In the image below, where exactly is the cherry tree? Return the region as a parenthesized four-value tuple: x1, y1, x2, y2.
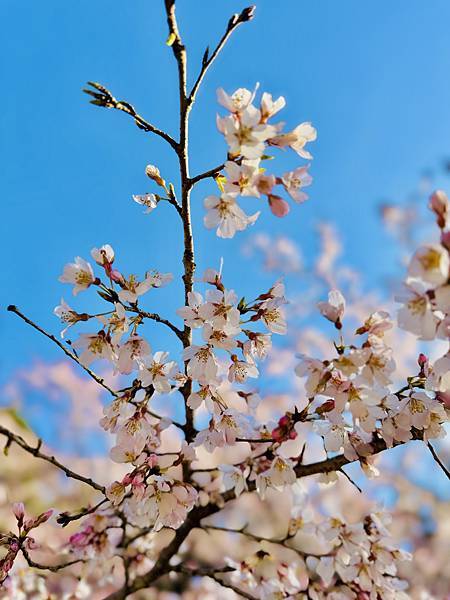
(1, 2, 449, 598)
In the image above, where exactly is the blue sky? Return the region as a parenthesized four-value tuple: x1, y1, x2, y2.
(2, 0, 450, 384)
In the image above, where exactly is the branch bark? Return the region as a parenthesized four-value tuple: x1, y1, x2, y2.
(7, 305, 118, 398)
(0, 425, 105, 493)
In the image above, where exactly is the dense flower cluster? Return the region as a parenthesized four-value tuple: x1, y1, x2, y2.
(204, 86, 316, 237)
(3, 189, 445, 597)
(226, 510, 410, 599)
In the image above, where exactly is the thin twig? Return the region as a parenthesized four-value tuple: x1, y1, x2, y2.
(124, 305, 184, 341)
(83, 82, 178, 151)
(204, 525, 329, 559)
(189, 162, 225, 186)
(427, 442, 450, 481)
(170, 564, 235, 576)
(0, 425, 105, 493)
(188, 7, 256, 105)
(57, 499, 108, 527)
(7, 305, 118, 397)
(21, 546, 84, 573)
(207, 574, 258, 600)
(338, 468, 363, 493)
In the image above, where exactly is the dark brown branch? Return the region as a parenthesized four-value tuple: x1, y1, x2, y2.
(0, 425, 105, 493)
(204, 525, 330, 559)
(427, 441, 450, 481)
(124, 305, 184, 341)
(170, 564, 235, 576)
(189, 162, 225, 186)
(164, 0, 196, 448)
(57, 499, 108, 527)
(206, 574, 258, 600)
(188, 7, 256, 105)
(21, 546, 84, 573)
(102, 503, 218, 599)
(83, 82, 178, 151)
(7, 305, 118, 397)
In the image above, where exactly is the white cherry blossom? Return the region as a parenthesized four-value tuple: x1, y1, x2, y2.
(408, 243, 449, 287)
(204, 193, 259, 238)
(59, 256, 96, 295)
(138, 351, 178, 393)
(133, 193, 158, 214)
(282, 165, 312, 203)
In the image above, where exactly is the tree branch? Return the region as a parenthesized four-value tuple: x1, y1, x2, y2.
(56, 499, 108, 527)
(427, 441, 450, 481)
(124, 305, 184, 341)
(206, 574, 258, 600)
(163, 0, 196, 449)
(21, 546, 84, 573)
(83, 82, 178, 150)
(7, 305, 118, 398)
(0, 425, 105, 493)
(189, 162, 225, 186)
(188, 6, 256, 105)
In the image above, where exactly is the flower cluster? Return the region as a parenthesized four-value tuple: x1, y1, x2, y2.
(0, 504, 53, 584)
(177, 268, 287, 451)
(396, 190, 450, 341)
(4, 6, 450, 592)
(226, 510, 410, 599)
(56, 244, 174, 371)
(297, 298, 447, 464)
(204, 86, 316, 237)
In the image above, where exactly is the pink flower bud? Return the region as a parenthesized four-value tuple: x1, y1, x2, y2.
(268, 195, 290, 217)
(418, 353, 428, 366)
(278, 415, 290, 427)
(429, 190, 449, 228)
(12, 502, 24, 522)
(289, 430, 298, 440)
(271, 427, 283, 442)
(110, 269, 124, 284)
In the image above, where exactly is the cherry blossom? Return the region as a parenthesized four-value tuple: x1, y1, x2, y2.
(137, 351, 178, 393)
(204, 192, 260, 238)
(317, 289, 346, 328)
(59, 256, 96, 295)
(133, 193, 158, 214)
(282, 165, 313, 203)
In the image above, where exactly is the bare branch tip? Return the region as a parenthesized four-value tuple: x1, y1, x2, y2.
(241, 5, 256, 22)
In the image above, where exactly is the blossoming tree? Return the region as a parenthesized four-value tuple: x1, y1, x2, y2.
(1, 2, 449, 598)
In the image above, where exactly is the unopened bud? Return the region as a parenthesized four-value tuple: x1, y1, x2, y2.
(429, 189, 449, 229)
(239, 6, 256, 22)
(145, 164, 166, 188)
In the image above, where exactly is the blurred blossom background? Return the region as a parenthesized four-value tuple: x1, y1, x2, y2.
(1, 1, 450, 596)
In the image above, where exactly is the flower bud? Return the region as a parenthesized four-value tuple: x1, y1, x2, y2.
(268, 194, 290, 217)
(145, 164, 166, 188)
(429, 189, 449, 229)
(12, 502, 24, 525)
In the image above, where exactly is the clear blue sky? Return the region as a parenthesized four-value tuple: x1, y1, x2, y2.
(2, 0, 450, 384)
